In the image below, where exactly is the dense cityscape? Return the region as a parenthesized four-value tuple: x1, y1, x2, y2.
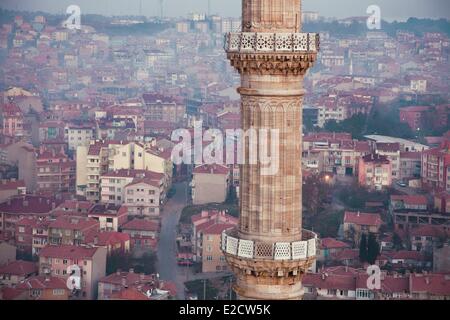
(0, 0, 449, 303)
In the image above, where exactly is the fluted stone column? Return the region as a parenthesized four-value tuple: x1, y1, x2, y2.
(222, 0, 319, 300)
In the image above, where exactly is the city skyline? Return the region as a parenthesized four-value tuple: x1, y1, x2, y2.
(1, 0, 450, 21)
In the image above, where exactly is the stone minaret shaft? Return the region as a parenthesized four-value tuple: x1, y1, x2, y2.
(222, 0, 319, 300)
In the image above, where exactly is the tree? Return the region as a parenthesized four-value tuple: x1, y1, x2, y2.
(359, 233, 368, 263)
(367, 233, 380, 265)
(134, 252, 157, 274)
(393, 232, 403, 250)
(106, 251, 133, 275)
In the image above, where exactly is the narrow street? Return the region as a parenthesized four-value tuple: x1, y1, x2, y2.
(156, 181, 188, 300)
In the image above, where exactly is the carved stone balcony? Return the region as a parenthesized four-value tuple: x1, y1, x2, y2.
(221, 228, 317, 262)
(224, 32, 320, 54)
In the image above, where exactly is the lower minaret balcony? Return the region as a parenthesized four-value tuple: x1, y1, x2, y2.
(221, 228, 317, 263)
(221, 228, 318, 300)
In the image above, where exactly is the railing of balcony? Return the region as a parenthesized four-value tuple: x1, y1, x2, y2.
(224, 32, 320, 53)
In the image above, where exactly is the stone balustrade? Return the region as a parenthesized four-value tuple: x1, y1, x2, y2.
(224, 32, 320, 53)
(221, 229, 317, 261)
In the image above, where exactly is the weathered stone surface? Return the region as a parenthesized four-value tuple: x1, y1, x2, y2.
(223, 0, 318, 300)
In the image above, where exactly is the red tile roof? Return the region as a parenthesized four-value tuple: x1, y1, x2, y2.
(39, 244, 99, 259)
(16, 275, 68, 290)
(331, 249, 360, 261)
(390, 195, 428, 206)
(409, 225, 447, 238)
(0, 103, 22, 116)
(121, 219, 159, 232)
(1, 287, 25, 300)
(201, 223, 235, 235)
(48, 215, 99, 231)
(388, 250, 425, 261)
(356, 273, 409, 293)
(0, 180, 25, 191)
(0, 195, 62, 214)
(344, 211, 382, 227)
(361, 153, 390, 164)
(0, 260, 37, 276)
(376, 142, 400, 152)
(400, 106, 430, 113)
(320, 238, 351, 250)
(410, 274, 450, 296)
(110, 287, 149, 300)
(99, 271, 154, 286)
(85, 231, 130, 246)
(303, 273, 356, 291)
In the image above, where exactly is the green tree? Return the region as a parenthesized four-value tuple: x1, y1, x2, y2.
(359, 233, 368, 263)
(106, 251, 133, 275)
(367, 233, 380, 265)
(134, 252, 157, 274)
(393, 232, 403, 250)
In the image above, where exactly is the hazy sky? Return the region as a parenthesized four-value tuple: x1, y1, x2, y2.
(1, 0, 449, 21)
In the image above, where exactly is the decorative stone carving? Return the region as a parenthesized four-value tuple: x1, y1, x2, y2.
(225, 32, 320, 53)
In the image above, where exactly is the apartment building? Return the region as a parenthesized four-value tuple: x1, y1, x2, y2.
(302, 133, 371, 176)
(192, 164, 229, 205)
(375, 143, 400, 180)
(65, 123, 95, 151)
(421, 140, 450, 192)
(14, 276, 70, 300)
(100, 169, 165, 210)
(358, 153, 392, 190)
(0, 195, 62, 241)
(38, 244, 107, 300)
(0, 103, 23, 137)
(191, 210, 238, 269)
(200, 222, 236, 272)
(121, 218, 160, 250)
(77, 140, 172, 202)
(48, 215, 99, 246)
(343, 211, 382, 244)
(399, 151, 422, 180)
(142, 93, 186, 123)
(87, 204, 129, 232)
(36, 147, 76, 194)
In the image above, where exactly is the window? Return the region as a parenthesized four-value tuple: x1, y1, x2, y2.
(106, 218, 113, 223)
(31, 289, 41, 297)
(63, 259, 68, 265)
(206, 256, 213, 261)
(53, 289, 65, 296)
(19, 226, 25, 233)
(149, 190, 155, 195)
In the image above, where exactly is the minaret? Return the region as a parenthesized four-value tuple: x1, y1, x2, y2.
(221, 0, 319, 300)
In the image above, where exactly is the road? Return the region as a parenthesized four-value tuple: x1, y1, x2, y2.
(156, 181, 188, 300)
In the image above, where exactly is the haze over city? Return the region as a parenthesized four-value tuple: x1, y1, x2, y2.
(1, 0, 450, 20)
(0, 0, 449, 310)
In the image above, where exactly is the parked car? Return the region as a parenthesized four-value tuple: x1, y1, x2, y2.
(396, 181, 407, 187)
